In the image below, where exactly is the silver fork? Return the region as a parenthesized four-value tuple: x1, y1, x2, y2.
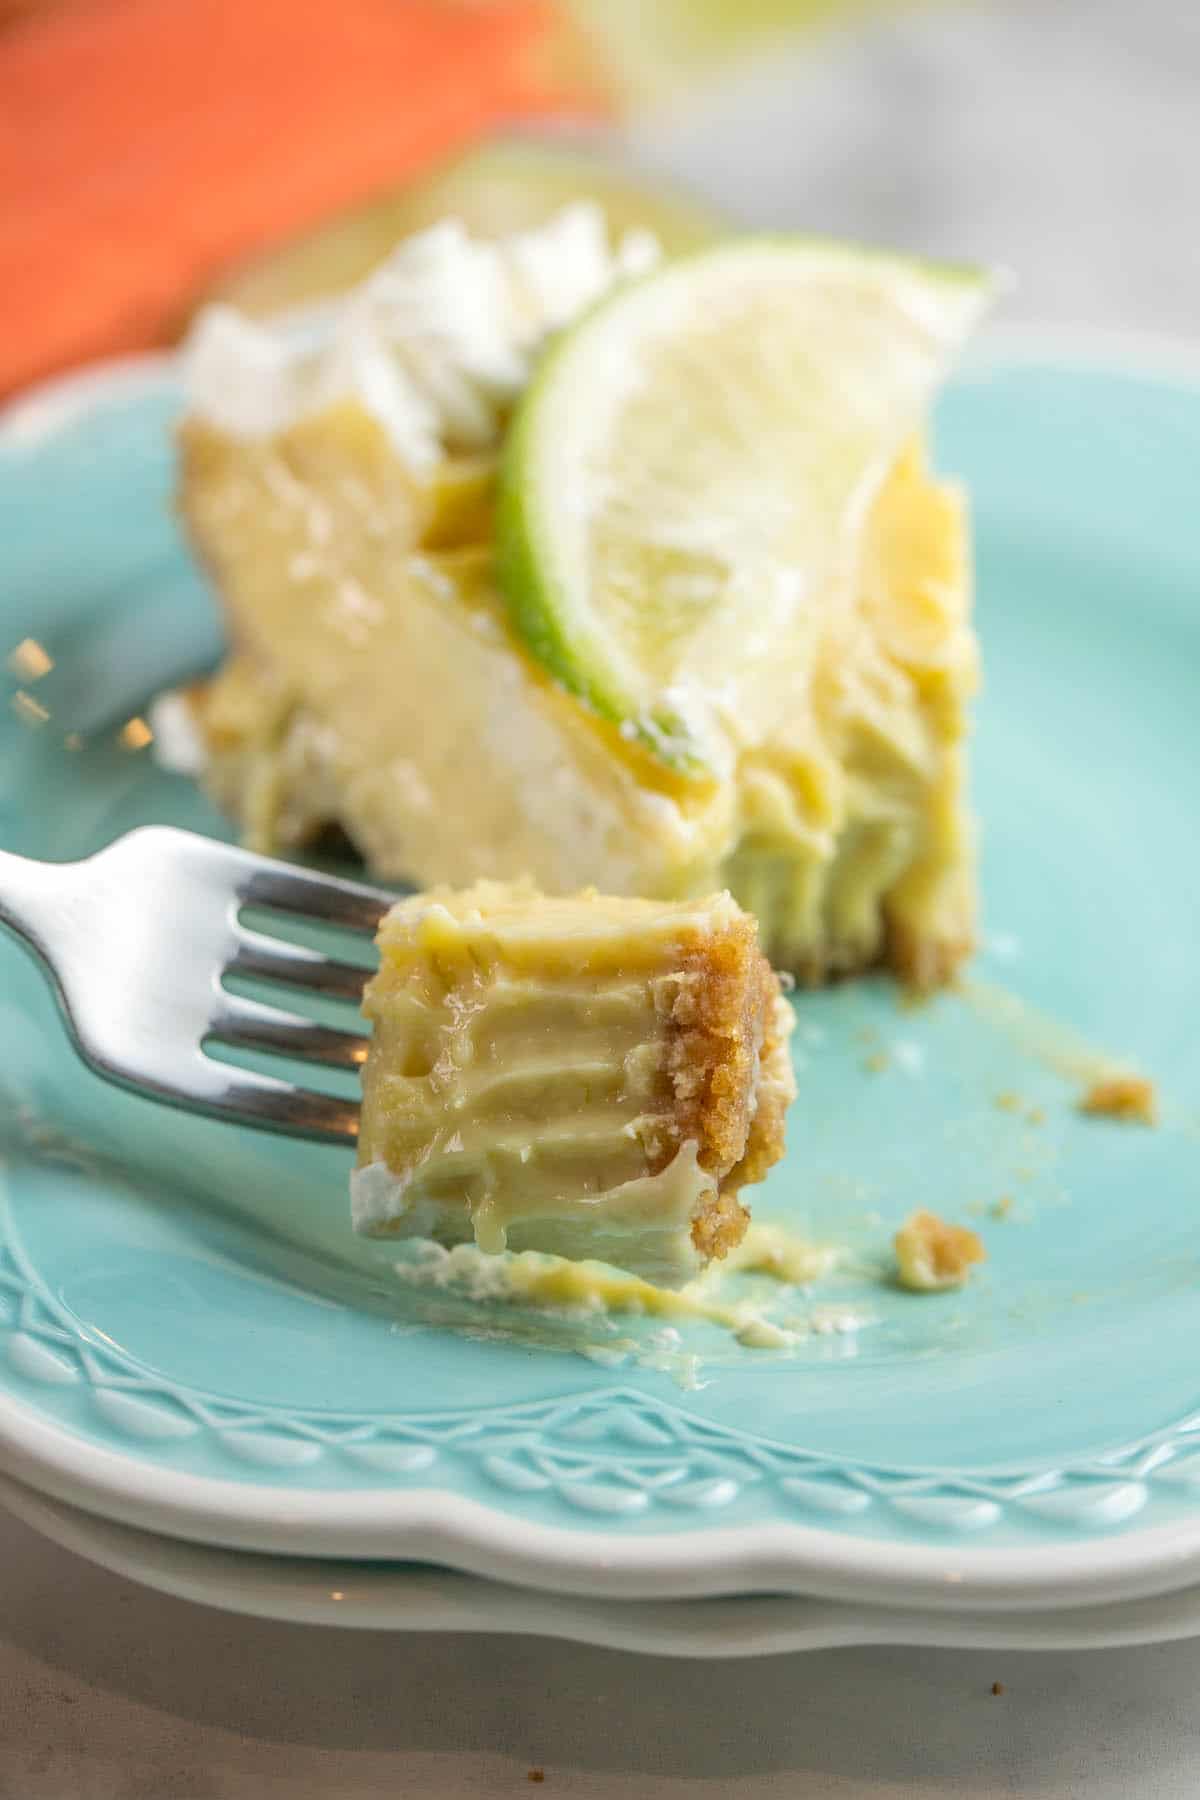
(0, 826, 394, 1144)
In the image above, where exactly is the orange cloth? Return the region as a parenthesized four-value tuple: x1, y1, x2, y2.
(0, 0, 595, 398)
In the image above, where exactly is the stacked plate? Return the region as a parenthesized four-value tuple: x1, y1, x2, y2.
(2, 341, 1200, 1656)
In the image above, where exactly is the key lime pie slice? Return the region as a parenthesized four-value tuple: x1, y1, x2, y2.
(354, 880, 794, 1286)
(175, 205, 991, 985)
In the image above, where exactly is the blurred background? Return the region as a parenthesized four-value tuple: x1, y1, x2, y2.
(2, 0, 1197, 403)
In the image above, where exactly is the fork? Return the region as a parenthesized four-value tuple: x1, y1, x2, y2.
(0, 826, 394, 1144)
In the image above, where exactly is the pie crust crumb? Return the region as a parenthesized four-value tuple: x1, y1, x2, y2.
(1078, 1074, 1158, 1126)
(894, 1209, 986, 1292)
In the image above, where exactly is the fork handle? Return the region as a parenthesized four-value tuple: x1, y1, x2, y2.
(0, 847, 70, 965)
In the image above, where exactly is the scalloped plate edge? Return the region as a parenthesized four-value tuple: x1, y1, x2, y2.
(5, 1382, 1200, 1611)
(6, 1468, 1200, 1655)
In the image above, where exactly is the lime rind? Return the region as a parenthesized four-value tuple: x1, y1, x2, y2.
(498, 386, 714, 777)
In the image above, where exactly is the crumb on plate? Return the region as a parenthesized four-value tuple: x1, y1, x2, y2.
(1078, 1074, 1158, 1126)
(894, 1209, 986, 1292)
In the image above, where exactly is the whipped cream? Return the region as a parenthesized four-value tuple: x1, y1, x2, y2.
(148, 688, 207, 776)
(183, 204, 659, 470)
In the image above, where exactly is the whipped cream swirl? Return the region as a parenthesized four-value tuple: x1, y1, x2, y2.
(183, 204, 659, 469)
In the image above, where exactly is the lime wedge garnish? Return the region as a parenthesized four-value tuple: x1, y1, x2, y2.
(497, 237, 993, 776)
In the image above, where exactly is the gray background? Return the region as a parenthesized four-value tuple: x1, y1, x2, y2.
(641, 0, 1200, 338)
(5, 0, 1199, 1793)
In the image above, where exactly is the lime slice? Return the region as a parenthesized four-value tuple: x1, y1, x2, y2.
(198, 140, 722, 324)
(497, 237, 993, 775)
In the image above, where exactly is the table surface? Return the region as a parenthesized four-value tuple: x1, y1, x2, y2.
(7, 1503, 1200, 1799)
(5, 0, 1199, 1793)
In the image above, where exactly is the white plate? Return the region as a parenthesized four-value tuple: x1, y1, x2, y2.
(6, 1470, 1200, 1656)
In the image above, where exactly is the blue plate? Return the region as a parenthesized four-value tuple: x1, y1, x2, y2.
(1, 341, 1198, 1607)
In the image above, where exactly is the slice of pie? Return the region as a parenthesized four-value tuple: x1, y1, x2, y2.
(353, 881, 795, 1286)
(174, 205, 984, 987)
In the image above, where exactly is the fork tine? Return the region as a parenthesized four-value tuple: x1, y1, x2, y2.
(236, 859, 395, 935)
(229, 930, 371, 1002)
(94, 1047, 359, 1145)
(195, 1068, 359, 1144)
(209, 994, 369, 1070)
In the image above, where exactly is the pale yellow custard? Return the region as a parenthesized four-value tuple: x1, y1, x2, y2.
(181, 415, 974, 985)
(355, 881, 795, 1285)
